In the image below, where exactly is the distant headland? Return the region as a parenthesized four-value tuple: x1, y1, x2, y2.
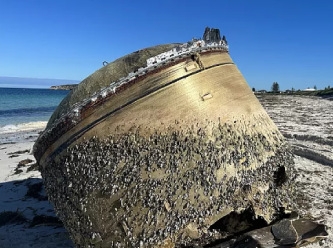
(0, 76, 79, 89)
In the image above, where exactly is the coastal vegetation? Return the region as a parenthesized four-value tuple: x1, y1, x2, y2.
(0, 211, 27, 226)
(280, 88, 333, 97)
(271, 81, 280, 93)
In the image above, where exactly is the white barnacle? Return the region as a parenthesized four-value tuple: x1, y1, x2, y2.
(101, 90, 107, 98)
(91, 96, 97, 102)
(73, 107, 80, 116)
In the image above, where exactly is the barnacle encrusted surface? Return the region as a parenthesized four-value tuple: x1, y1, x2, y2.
(35, 45, 296, 247)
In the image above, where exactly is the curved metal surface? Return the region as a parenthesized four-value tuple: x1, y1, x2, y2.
(34, 49, 296, 247)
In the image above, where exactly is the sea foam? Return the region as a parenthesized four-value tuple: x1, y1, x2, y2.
(0, 121, 47, 134)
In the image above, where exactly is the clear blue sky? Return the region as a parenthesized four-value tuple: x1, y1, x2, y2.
(1, 0, 333, 90)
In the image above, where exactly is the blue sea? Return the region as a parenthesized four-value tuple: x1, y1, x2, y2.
(0, 88, 69, 132)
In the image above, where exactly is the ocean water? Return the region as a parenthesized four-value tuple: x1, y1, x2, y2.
(0, 88, 69, 132)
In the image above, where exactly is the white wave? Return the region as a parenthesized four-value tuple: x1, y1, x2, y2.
(0, 121, 47, 134)
(0, 124, 18, 132)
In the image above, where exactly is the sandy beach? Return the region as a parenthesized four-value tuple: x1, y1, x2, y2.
(0, 95, 332, 247)
(0, 122, 74, 247)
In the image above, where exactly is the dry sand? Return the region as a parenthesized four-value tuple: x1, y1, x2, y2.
(0, 95, 331, 247)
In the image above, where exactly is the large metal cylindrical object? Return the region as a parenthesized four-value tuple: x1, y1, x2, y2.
(34, 45, 295, 247)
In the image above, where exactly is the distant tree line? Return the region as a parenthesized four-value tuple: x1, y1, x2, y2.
(252, 82, 331, 93)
